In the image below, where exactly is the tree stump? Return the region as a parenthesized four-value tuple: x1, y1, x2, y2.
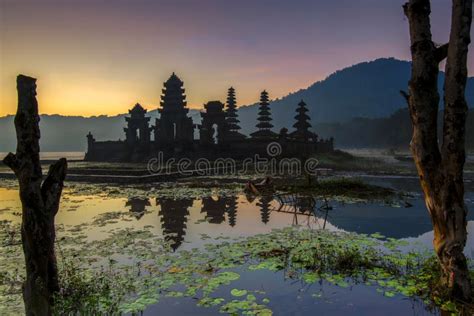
(3, 75, 67, 315)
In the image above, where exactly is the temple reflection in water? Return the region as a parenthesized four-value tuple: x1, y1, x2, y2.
(201, 197, 227, 224)
(126, 197, 151, 220)
(123, 195, 327, 251)
(157, 198, 192, 251)
(225, 196, 238, 227)
(121, 194, 450, 252)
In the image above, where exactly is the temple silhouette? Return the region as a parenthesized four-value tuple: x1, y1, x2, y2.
(126, 197, 151, 220)
(85, 73, 334, 162)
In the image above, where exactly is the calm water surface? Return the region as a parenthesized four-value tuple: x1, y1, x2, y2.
(1, 176, 473, 315)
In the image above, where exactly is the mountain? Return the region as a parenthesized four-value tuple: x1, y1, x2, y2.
(1, 58, 473, 152)
(0, 110, 201, 152)
(314, 108, 474, 150)
(236, 58, 474, 133)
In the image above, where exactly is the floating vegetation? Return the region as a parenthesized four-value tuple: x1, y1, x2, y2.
(1, 217, 472, 315)
(64, 181, 244, 200)
(276, 177, 399, 202)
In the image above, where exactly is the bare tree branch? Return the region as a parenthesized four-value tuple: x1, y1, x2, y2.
(399, 90, 410, 104)
(41, 158, 68, 215)
(435, 43, 449, 62)
(3, 152, 19, 174)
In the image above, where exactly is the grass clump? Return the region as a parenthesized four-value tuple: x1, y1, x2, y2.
(315, 150, 389, 172)
(277, 177, 396, 201)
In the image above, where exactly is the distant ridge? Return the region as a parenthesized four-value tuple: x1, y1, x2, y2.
(236, 57, 474, 132)
(1, 58, 473, 152)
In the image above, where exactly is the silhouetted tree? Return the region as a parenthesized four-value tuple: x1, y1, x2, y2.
(403, 0, 472, 301)
(225, 87, 241, 132)
(3, 75, 67, 315)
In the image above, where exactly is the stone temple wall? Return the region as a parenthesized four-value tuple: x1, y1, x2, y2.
(85, 137, 333, 163)
(84, 74, 334, 163)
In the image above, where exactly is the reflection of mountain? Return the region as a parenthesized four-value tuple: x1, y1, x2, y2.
(125, 197, 150, 220)
(403, 221, 474, 258)
(257, 196, 273, 224)
(326, 199, 474, 239)
(225, 196, 238, 227)
(157, 198, 192, 251)
(201, 197, 226, 224)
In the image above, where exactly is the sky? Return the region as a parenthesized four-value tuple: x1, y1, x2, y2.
(0, 0, 471, 117)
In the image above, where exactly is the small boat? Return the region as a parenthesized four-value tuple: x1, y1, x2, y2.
(244, 177, 275, 195)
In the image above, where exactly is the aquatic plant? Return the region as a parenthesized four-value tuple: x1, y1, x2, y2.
(1, 219, 472, 315)
(276, 177, 403, 203)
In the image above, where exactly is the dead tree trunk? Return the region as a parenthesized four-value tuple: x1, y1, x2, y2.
(3, 75, 67, 315)
(403, 0, 472, 301)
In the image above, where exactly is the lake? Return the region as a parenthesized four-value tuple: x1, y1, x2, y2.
(1, 175, 473, 315)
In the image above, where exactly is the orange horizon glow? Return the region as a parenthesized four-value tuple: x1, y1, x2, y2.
(0, 71, 323, 117)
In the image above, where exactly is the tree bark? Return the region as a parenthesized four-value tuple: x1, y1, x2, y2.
(403, 0, 472, 302)
(3, 75, 67, 315)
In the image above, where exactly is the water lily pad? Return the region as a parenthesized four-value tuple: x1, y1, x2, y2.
(231, 289, 248, 297)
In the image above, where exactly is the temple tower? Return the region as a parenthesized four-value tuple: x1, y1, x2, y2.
(226, 87, 240, 132)
(290, 99, 317, 141)
(250, 90, 277, 139)
(124, 103, 151, 144)
(155, 73, 194, 145)
(224, 87, 246, 142)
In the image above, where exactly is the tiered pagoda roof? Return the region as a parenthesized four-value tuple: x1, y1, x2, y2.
(127, 103, 149, 121)
(129, 103, 146, 114)
(225, 87, 241, 132)
(251, 90, 277, 138)
(159, 72, 188, 115)
(293, 100, 311, 130)
(290, 99, 317, 141)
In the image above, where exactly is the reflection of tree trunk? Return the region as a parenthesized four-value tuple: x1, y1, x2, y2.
(403, 0, 472, 301)
(3, 75, 67, 315)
